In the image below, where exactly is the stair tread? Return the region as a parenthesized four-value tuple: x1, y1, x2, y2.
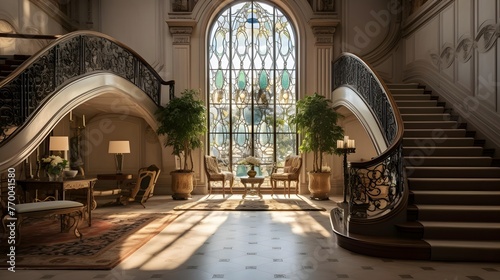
(407, 166, 500, 170)
(420, 221, 500, 228)
(405, 156, 491, 159)
(412, 190, 500, 195)
(416, 204, 500, 210)
(425, 239, 500, 248)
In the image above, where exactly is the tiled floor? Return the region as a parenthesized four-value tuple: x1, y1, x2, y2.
(2, 194, 500, 280)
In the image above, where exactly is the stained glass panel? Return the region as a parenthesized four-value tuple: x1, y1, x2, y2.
(208, 1, 297, 175)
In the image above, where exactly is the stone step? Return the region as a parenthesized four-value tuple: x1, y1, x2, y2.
(386, 83, 420, 89)
(396, 100, 438, 107)
(411, 190, 500, 205)
(403, 146, 484, 156)
(403, 137, 475, 147)
(407, 178, 500, 191)
(396, 221, 500, 240)
(404, 121, 459, 129)
(426, 239, 500, 261)
(401, 113, 453, 121)
(406, 167, 500, 178)
(403, 129, 466, 138)
(404, 156, 492, 167)
(421, 221, 500, 240)
(399, 107, 445, 114)
(415, 205, 500, 222)
(392, 94, 432, 100)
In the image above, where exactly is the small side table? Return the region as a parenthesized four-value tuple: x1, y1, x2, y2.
(92, 174, 134, 208)
(241, 177, 264, 199)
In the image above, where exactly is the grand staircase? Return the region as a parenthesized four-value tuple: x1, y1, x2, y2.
(0, 54, 30, 81)
(390, 83, 500, 261)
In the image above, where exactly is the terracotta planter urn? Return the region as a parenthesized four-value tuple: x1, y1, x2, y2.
(171, 171, 194, 200)
(308, 172, 331, 200)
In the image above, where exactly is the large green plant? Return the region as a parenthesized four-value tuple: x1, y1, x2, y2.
(291, 93, 344, 173)
(155, 89, 207, 172)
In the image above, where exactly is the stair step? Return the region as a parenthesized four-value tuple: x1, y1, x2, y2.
(411, 190, 500, 205)
(408, 178, 500, 191)
(392, 94, 432, 100)
(401, 113, 452, 121)
(403, 137, 475, 147)
(425, 239, 500, 261)
(403, 129, 466, 138)
(389, 88, 425, 94)
(403, 146, 484, 156)
(396, 221, 500, 241)
(386, 83, 420, 89)
(396, 100, 438, 107)
(406, 167, 500, 178)
(404, 156, 492, 167)
(399, 107, 445, 114)
(404, 121, 459, 129)
(422, 221, 500, 240)
(416, 205, 500, 222)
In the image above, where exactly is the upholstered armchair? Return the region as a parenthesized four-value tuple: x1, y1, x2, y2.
(270, 155, 302, 197)
(204, 155, 234, 197)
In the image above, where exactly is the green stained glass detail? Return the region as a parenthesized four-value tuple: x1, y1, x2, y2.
(259, 71, 268, 89)
(215, 69, 224, 89)
(208, 1, 297, 170)
(281, 70, 290, 90)
(237, 70, 246, 90)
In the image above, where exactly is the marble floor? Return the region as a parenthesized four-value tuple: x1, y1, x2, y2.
(2, 194, 499, 280)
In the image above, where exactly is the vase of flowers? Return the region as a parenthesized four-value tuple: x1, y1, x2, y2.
(238, 156, 261, 178)
(42, 155, 68, 181)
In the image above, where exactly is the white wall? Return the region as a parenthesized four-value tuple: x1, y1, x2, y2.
(402, 0, 500, 151)
(0, 0, 68, 54)
(98, 0, 166, 74)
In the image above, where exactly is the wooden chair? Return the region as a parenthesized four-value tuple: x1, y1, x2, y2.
(138, 164, 161, 201)
(270, 155, 302, 197)
(122, 166, 158, 208)
(204, 155, 234, 197)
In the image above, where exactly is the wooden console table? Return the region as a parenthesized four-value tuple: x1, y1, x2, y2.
(16, 178, 97, 226)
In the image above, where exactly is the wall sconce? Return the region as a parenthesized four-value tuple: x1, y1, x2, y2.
(108, 141, 130, 174)
(49, 136, 69, 162)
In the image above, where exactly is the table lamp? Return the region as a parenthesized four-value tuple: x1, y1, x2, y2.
(108, 140, 130, 174)
(49, 136, 69, 161)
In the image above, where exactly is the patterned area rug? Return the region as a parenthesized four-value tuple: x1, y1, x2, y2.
(0, 212, 180, 270)
(174, 195, 326, 211)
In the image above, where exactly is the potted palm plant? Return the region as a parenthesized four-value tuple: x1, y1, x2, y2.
(291, 93, 344, 200)
(155, 89, 207, 200)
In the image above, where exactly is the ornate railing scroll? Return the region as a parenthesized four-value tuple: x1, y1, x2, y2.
(332, 53, 405, 220)
(0, 31, 175, 144)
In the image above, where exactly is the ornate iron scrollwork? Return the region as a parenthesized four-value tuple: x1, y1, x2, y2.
(0, 32, 173, 144)
(332, 53, 404, 219)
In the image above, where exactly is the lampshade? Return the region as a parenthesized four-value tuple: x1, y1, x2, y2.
(108, 141, 130, 154)
(49, 136, 69, 151)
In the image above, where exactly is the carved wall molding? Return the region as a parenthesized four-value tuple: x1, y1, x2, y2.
(430, 20, 499, 69)
(166, 20, 196, 45)
(309, 19, 339, 46)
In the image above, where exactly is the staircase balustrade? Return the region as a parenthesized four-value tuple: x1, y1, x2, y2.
(332, 53, 405, 220)
(0, 31, 174, 144)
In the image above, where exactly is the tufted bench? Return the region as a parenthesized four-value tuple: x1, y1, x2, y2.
(3, 200, 85, 244)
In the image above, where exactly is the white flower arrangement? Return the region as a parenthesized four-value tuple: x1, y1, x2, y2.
(238, 156, 261, 167)
(42, 155, 68, 175)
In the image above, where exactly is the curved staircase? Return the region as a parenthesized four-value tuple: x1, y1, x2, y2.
(393, 83, 500, 261)
(332, 83, 500, 262)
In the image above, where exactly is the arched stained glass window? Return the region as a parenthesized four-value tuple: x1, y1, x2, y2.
(208, 1, 297, 176)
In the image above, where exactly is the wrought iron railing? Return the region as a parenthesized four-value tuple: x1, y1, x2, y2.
(332, 53, 405, 220)
(0, 31, 174, 144)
